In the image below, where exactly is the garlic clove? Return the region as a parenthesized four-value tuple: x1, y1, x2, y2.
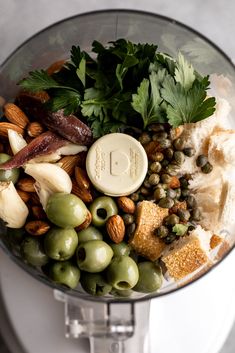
(8, 129, 27, 155)
(58, 143, 87, 155)
(0, 181, 29, 228)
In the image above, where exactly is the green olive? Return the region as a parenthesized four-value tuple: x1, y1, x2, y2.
(80, 272, 112, 296)
(76, 240, 113, 273)
(46, 193, 88, 228)
(77, 226, 103, 243)
(44, 227, 78, 261)
(110, 242, 131, 257)
(106, 256, 139, 290)
(90, 196, 118, 227)
(21, 237, 49, 266)
(110, 288, 133, 297)
(0, 153, 20, 184)
(133, 262, 163, 293)
(48, 261, 80, 289)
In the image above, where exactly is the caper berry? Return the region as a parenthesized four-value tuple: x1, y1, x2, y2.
(177, 209, 191, 222)
(191, 208, 201, 221)
(153, 188, 166, 201)
(148, 123, 165, 132)
(186, 195, 197, 209)
(139, 132, 151, 145)
(155, 225, 169, 238)
(159, 139, 171, 149)
(201, 162, 213, 174)
(149, 161, 162, 173)
(183, 147, 195, 157)
(174, 151, 185, 165)
(152, 132, 168, 141)
(173, 137, 185, 151)
(180, 177, 189, 188)
(148, 173, 160, 186)
(165, 214, 180, 226)
(161, 173, 172, 184)
(152, 152, 164, 162)
(165, 164, 179, 176)
(166, 188, 177, 199)
(196, 154, 208, 167)
(158, 197, 174, 208)
(126, 223, 136, 237)
(144, 179, 152, 188)
(122, 214, 134, 226)
(130, 193, 139, 202)
(181, 189, 190, 198)
(165, 148, 174, 160)
(140, 186, 150, 196)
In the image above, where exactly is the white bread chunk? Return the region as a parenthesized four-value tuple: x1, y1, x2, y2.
(208, 129, 235, 167)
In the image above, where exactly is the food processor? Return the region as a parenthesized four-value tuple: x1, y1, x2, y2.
(1, 10, 235, 353)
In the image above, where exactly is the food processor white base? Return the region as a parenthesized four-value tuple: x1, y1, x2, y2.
(1, 248, 235, 353)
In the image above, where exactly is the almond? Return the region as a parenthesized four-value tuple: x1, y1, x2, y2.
(46, 59, 66, 75)
(75, 211, 92, 232)
(75, 166, 90, 190)
(59, 155, 81, 176)
(25, 220, 50, 236)
(0, 122, 24, 138)
(71, 179, 93, 203)
(3, 103, 29, 129)
(31, 206, 47, 220)
(16, 189, 31, 203)
(144, 141, 162, 160)
(17, 177, 36, 192)
(29, 192, 41, 206)
(0, 96, 6, 107)
(106, 215, 125, 244)
(27, 121, 45, 137)
(169, 176, 181, 189)
(117, 196, 136, 214)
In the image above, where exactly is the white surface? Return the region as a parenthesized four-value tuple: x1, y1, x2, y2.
(1, 247, 235, 353)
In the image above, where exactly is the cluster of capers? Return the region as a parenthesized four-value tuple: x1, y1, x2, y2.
(196, 154, 213, 174)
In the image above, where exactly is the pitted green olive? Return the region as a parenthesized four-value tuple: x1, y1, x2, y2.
(133, 262, 163, 293)
(106, 256, 139, 290)
(90, 196, 118, 227)
(80, 272, 112, 296)
(77, 226, 103, 243)
(48, 261, 80, 289)
(21, 237, 49, 267)
(46, 193, 88, 228)
(110, 242, 131, 257)
(44, 227, 78, 261)
(0, 153, 20, 184)
(76, 240, 113, 272)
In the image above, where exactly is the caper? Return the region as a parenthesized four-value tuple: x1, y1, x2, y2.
(161, 174, 172, 184)
(175, 188, 181, 199)
(159, 139, 171, 149)
(166, 188, 177, 199)
(165, 164, 179, 176)
(183, 147, 195, 157)
(158, 197, 174, 208)
(165, 148, 174, 160)
(164, 233, 177, 244)
(181, 189, 190, 198)
(148, 123, 165, 132)
(173, 137, 185, 151)
(174, 151, 185, 165)
(155, 225, 169, 238)
(152, 152, 164, 162)
(196, 154, 208, 167)
(186, 195, 197, 209)
(130, 193, 139, 202)
(148, 173, 160, 186)
(126, 223, 136, 237)
(144, 179, 152, 188)
(201, 162, 213, 174)
(154, 188, 166, 201)
(161, 159, 170, 167)
(177, 209, 191, 222)
(180, 177, 189, 189)
(191, 208, 201, 221)
(122, 214, 134, 226)
(152, 132, 168, 141)
(165, 214, 180, 226)
(139, 132, 151, 145)
(156, 183, 168, 190)
(149, 161, 162, 173)
(140, 187, 150, 196)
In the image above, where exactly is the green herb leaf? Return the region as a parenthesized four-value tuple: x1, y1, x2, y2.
(18, 70, 61, 92)
(45, 89, 81, 115)
(76, 57, 86, 87)
(174, 52, 195, 90)
(172, 224, 188, 236)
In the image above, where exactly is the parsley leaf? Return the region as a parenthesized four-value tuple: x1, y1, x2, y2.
(174, 52, 195, 90)
(19, 70, 61, 91)
(45, 89, 81, 115)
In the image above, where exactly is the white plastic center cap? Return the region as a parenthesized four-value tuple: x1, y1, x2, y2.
(86, 133, 148, 196)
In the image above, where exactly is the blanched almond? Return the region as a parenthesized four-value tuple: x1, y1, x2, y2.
(0, 122, 24, 138)
(3, 103, 29, 129)
(25, 220, 50, 236)
(27, 121, 45, 137)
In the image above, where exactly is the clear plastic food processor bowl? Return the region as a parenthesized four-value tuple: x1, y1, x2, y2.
(1, 9, 235, 353)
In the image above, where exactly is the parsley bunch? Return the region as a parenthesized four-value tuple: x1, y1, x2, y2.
(19, 39, 216, 137)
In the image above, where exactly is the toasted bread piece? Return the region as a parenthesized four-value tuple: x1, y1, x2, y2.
(129, 201, 168, 261)
(161, 226, 212, 280)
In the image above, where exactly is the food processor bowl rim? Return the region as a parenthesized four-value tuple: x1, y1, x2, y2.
(0, 8, 235, 303)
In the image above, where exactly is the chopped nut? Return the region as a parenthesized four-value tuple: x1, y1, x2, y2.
(3, 103, 29, 129)
(117, 196, 136, 214)
(27, 121, 45, 137)
(106, 215, 125, 244)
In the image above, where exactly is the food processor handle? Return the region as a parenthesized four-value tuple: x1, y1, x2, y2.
(54, 290, 151, 353)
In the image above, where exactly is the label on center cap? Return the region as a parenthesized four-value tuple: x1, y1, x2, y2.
(86, 133, 148, 196)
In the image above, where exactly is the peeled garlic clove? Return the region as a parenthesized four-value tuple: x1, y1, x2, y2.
(58, 143, 87, 155)
(0, 181, 29, 228)
(8, 129, 27, 155)
(25, 163, 72, 209)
